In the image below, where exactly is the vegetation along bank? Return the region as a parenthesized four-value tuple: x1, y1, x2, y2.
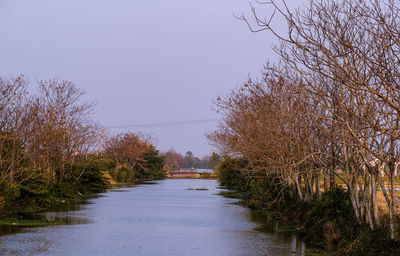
(208, 1, 400, 254)
(0, 76, 166, 219)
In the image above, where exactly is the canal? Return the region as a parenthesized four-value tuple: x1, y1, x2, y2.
(0, 179, 304, 256)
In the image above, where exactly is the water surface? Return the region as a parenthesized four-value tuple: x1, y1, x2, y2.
(0, 179, 304, 256)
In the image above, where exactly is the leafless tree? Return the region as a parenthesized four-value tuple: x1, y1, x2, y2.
(105, 132, 151, 172)
(245, 0, 400, 238)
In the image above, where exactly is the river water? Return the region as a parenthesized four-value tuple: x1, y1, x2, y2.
(0, 179, 304, 256)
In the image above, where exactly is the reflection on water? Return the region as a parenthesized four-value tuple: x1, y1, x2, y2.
(249, 210, 305, 255)
(0, 179, 305, 256)
(0, 199, 92, 237)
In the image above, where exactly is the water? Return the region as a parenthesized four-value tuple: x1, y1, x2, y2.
(0, 179, 304, 256)
(196, 169, 214, 173)
(170, 169, 214, 173)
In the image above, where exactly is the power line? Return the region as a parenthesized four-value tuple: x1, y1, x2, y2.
(105, 118, 219, 129)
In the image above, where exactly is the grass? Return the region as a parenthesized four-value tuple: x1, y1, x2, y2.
(304, 248, 332, 256)
(0, 217, 65, 226)
(215, 191, 242, 199)
(109, 182, 135, 187)
(198, 173, 218, 179)
(322, 174, 400, 214)
(334, 174, 400, 187)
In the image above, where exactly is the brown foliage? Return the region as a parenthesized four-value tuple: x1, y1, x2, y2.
(105, 132, 151, 171)
(210, 0, 400, 239)
(0, 76, 98, 192)
(162, 149, 184, 170)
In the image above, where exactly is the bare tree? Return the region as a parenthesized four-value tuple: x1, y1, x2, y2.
(162, 149, 184, 170)
(231, 0, 400, 238)
(105, 132, 150, 172)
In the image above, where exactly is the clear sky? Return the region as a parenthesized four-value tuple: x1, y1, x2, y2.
(0, 0, 297, 157)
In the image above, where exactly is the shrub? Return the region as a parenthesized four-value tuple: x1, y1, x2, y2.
(348, 227, 400, 256)
(117, 167, 135, 183)
(49, 183, 76, 199)
(91, 158, 115, 172)
(0, 178, 21, 214)
(304, 187, 358, 251)
(76, 163, 109, 193)
(215, 158, 248, 192)
(135, 148, 166, 180)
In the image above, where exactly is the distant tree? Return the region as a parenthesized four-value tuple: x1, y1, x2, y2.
(136, 147, 166, 179)
(105, 132, 149, 171)
(194, 157, 201, 168)
(162, 149, 184, 170)
(209, 152, 221, 169)
(183, 151, 195, 168)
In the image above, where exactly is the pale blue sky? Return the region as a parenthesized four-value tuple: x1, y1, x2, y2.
(0, 0, 298, 156)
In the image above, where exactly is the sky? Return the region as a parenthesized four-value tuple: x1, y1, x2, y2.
(0, 0, 298, 157)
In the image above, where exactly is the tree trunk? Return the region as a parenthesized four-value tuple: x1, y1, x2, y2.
(389, 169, 396, 240)
(295, 175, 303, 201)
(323, 169, 328, 193)
(371, 172, 380, 228)
(315, 172, 321, 196)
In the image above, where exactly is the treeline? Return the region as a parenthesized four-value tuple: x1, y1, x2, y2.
(0, 76, 165, 215)
(209, 0, 400, 253)
(162, 150, 220, 170)
(105, 132, 165, 182)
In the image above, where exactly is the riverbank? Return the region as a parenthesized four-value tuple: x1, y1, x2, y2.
(0, 147, 167, 217)
(215, 160, 400, 255)
(0, 162, 166, 229)
(219, 187, 400, 255)
(0, 177, 166, 234)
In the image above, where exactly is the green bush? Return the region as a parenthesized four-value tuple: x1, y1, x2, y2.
(215, 158, 248, 192)
(0, 178, 21, 213)
(135, 148, 166, 180)
(70, 161, 109, 193)
(302, 187, 359, 251)
(91, 158, 115, 172)
(117, 167, 135, 183)
(246, 175, 294, 210)
(19, 169, 48, 195)
(347, 227, 400, 255)
(49, 183, 76, 199)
